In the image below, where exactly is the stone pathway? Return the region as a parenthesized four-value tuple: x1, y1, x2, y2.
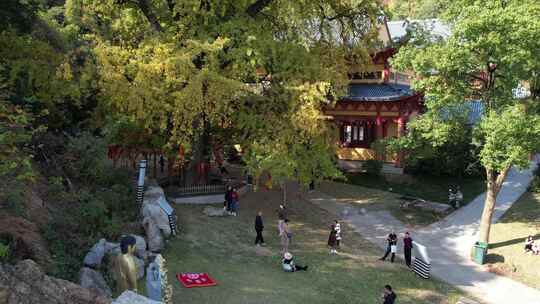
(306, 156, 540, 304)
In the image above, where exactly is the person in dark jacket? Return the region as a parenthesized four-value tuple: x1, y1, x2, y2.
(379, 231, 397, 263)
(403, 232, 413, 267)
(254, 211, 265, 246)
(224, 185, 233, 214)
(382, 285, 396, 304)
(328, 223, 338, 254)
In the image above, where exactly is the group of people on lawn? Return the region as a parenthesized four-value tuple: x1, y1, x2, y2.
(524, 235, 540, 255)
(225, 188, 397, 303)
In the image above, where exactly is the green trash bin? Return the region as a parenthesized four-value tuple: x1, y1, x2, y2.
(472, 242, 488, 264)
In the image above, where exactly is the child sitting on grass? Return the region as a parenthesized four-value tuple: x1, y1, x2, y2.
(282, 252, 308, 272)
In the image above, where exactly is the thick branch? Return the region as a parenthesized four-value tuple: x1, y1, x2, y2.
(494, 165, 511, 192)
(135, 0, 162, 32)
(246, 0, 273, 18)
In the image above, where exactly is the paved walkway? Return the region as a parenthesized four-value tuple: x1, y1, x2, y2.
(307, 156, 540, 304)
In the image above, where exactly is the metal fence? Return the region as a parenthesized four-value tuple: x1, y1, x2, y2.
(172, 184, 226, 196)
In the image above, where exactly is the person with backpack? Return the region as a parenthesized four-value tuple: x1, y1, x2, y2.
(379, 231, 397, 263)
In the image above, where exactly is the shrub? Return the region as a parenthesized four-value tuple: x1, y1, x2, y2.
(363, 159, 383, 176)
(0, 241, 10, 262)
(529, 166, 540, 193)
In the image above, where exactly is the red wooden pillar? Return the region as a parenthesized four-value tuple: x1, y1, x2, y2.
(395, 117, 406, 167)
(375, 116, 384, 161)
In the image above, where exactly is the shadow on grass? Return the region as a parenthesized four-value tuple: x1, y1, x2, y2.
(485, 253, 505, 264)
(489, 233, 540, 249)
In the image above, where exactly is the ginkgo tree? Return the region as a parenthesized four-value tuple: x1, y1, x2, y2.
(392, 0, 540, 245)
(67, 0, 385, 187)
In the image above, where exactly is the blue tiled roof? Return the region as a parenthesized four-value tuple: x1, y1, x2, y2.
(345, 84, 413, 101)
(467, 100, 484, 124)
(440, 100, 484, 124)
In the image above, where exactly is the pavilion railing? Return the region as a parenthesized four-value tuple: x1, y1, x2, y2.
(169, 184, 227, 197)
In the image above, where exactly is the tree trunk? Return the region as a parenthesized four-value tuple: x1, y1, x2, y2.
(478, 167, 510, 244)
(282, 181, 287, 204)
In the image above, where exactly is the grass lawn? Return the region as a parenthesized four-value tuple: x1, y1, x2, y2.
(318, 181, 446, 226)
(486, 191, 540, 289)
(343, 173, 485, 205)
(164, 186, 468, 304)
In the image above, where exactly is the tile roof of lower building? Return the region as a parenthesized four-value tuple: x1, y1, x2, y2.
(344, 83, 413, 101)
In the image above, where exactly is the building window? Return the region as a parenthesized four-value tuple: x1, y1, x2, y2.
(342, 123, 366, 146)
(344, 125, 352, 143)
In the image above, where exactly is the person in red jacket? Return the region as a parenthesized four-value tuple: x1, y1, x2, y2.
(231, 187, 239, 216)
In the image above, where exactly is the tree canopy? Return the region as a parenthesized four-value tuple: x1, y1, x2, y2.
(392, 0, 540, 243)
(67, 0, 387, 185)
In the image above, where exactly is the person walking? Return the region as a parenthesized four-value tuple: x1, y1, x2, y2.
(328, 222, 338, 254)
(254, 211, 265, 246)
(277, 204, 287, 234)
(382, 285, 397, 304)
(379, 231, 397, 263)
(280, 219, 291, 254)
(403, 232, 413, 268)
(334, 220, 342, 249)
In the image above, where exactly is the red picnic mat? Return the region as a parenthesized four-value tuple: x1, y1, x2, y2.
(176, 273, 217, 288)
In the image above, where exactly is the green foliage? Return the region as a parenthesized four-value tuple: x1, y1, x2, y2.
(68, 0, 385, 185)
(363, 159, 383, 176)
(0, 241, 10, 262)
(392, 0, 540, 243)
(65, 132, 109, 183)
(388, 0, 448, 20)
(475, 105, 540, 172)
(392, 0, 540, 175)
(43, 134, 136, 280)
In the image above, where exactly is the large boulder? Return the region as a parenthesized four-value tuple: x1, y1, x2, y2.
(0, 215, 52, 269)
(142, 197, 172, 237)
(143, 217, 164, 253)
(133, 256, 145, 280)
(112, 290, 162, 304)
(83, 239, 107, 268)
(129, 234, 148, 261)
(0, 259, 111, 304)
(79, 267, 112, 298)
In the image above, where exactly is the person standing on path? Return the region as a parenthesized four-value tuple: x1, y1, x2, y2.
(328, 222, 338, 254)
(254, 211, 265, 246)
(403, 232, 413, 268)
(382, 285, 396, 304)
(379, 231, 397, 263)
(280, 219, 291, 254)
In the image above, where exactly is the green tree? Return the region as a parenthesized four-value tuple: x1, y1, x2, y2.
(392, 0, 540, 244)
(70, 0, 385, 188)
(388, 0, 448, 20)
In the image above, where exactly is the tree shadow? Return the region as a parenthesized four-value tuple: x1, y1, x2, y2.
(485, 253, 505, 264)
(489, 233, 540, 249)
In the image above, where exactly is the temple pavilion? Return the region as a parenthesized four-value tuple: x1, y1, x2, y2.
(323, 20, 430, 171)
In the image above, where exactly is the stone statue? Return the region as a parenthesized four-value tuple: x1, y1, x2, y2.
(113, 236, 139, 293)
